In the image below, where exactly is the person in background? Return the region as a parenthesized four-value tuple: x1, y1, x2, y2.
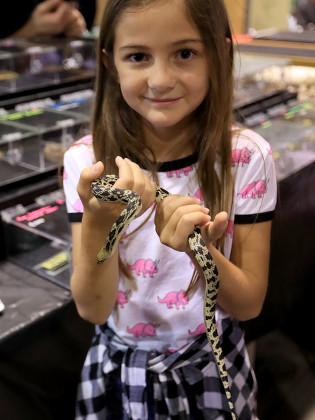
(295, 0, 315, 29)
(0, 0, 92, 39)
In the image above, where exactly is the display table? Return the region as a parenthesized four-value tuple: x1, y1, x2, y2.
(0, 261, 94, 420)
(0, 261, 70, 341)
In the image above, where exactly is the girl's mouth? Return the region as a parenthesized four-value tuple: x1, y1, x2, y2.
(145, 97, 181, 104)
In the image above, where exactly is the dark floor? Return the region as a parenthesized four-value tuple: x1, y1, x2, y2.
(255, 330, 315, 420)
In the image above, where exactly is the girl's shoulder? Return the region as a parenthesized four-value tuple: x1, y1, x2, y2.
(65, 134, 93, 153)
(230, 126, 277, 213)
(231, 127, 273, 169)
(63, 134, 94, 168)
(231, 127, 271, 156)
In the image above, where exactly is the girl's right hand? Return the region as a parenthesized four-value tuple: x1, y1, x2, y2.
(72, 155, 158, 325)
(76, 156, 156, 230)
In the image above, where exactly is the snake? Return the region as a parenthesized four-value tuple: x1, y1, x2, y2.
(91, 175, 237, 420)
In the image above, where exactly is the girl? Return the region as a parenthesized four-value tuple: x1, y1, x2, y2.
(63, 0, 277, 419)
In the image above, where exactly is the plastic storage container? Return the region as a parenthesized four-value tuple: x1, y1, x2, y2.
(1, 189, 72, 290)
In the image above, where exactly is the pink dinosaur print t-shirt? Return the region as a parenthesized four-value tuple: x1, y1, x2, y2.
(63, 129, 277, 353)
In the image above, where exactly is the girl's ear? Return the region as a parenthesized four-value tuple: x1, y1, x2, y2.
(101, 48, 108, 68)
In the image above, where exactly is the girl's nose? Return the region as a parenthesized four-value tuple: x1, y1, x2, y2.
(147, 62, 176, 91)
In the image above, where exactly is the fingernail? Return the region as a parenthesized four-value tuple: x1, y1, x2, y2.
(92, 161, 102, 173)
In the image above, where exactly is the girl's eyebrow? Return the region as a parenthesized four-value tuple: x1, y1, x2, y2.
(173, 39, 203, 46)
(118, 39, 203, 51)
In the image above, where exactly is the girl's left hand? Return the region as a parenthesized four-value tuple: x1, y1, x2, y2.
(155, 195, 228, 253)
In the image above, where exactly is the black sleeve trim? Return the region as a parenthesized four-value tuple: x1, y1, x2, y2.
(68, 213, 83, 223)
(234, 211, 275, 224)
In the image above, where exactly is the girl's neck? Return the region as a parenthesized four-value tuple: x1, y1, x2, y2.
(142, 120, 197, 163)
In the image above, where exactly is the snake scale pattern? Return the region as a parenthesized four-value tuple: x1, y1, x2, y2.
(91, 175, 236, 420)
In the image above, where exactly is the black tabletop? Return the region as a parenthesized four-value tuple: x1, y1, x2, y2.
(0, 260, 71, 342)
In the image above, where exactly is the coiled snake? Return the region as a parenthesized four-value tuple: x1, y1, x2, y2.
(91, 175, 236, 419)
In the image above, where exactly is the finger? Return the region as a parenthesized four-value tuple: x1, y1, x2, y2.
(77, 161, 104, 198)
(65, 8, 86, 29)
(115, 157, 145, 194)
(124, 158, 147, 195)
(56, 2, 73, 22)
(201, 211, 228, 243)
(158, 203, 210, 239)
(159, 211, 211, 251)
(115, 157, 156, 213)
(210, 211, 228, 233)
(156, 195, 206, 232)
(169, 205, 210, 235)
(114, 156, 135, 190)
(38, 0, 61, 14)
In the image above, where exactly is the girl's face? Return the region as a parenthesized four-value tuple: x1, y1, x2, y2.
(112, 0, 209, 133)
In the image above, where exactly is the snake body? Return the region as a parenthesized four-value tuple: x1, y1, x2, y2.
(91, 175, 236, 419)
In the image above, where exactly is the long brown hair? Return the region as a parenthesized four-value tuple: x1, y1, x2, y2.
(92, 0, 235, 284)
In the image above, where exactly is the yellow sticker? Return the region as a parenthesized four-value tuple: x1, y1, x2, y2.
(41, 251, 68, 271)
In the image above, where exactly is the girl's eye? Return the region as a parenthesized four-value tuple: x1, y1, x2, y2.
(129, 53, 147, 63)
(178, 49, 195, 60)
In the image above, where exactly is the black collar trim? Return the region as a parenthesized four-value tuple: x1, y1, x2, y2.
(156, 154, 198, 172)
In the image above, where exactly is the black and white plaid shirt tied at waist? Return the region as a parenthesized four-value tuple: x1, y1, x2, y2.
(76, 320, 258, 420)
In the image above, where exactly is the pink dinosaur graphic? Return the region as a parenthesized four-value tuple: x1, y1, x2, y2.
(226, 220, 234, 238)
(238, 180, 268, 199)
(127, 259, 158, 278)
(63, 169, 68, 180)
(267, 146, 272, 155)
(127, 323, 157, 338)
(158, 290, 189, 309)
(231, 147, 251, 167)
(166, 166, 193, 178)
(72, 198, 84, 212)
(189, 323, 206, 335)
(116, 290, 129, 308)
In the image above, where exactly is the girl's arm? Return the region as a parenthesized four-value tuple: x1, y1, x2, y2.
(70, 157, 156, 325)
(155, 195, 271, 321)
(204, 221, 271, 321)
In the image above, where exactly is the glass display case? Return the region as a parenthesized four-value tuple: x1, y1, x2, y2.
(0, 90, 94, 187)
(0, 38, 96, 95)
(0, 122, 41, 186)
